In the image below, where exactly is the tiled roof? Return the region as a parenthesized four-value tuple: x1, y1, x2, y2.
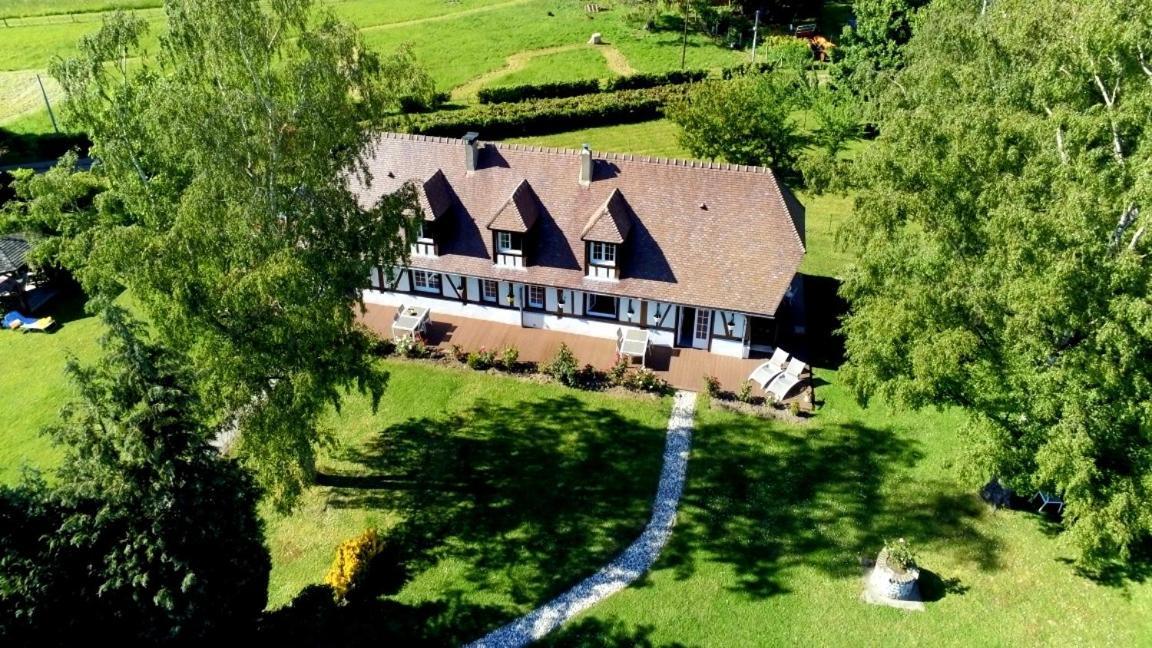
(352, 133, 806, 317)
(486, 179, 540, 233)
(581, 188, 632, 243)
(416, 169, 453, 221)
(0, 235, 30, 275)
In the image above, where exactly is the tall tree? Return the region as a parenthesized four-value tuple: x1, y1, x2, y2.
(0, 308, 269, 643)
(831, 0, 931, 97)
(841, 0, 1152, 564)
(668, 74, 805, 170)
(3, 0, 425, 505)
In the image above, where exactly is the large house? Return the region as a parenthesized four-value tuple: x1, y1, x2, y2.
(353, 132, 806, 359)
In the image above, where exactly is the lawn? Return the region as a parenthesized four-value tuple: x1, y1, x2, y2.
(261, 359, 672, 643)
(0, 0, 747, 134)
(491, 47, 614, 88)
(0, 292, 99, 483)
(538, 376, 1152, 646)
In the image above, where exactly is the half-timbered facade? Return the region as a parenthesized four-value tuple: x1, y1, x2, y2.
(353, 132, 806, 358)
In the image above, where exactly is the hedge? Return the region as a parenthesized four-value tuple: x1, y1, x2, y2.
(477, 79, 601, 105)
(602, 69, 709, 92)
(0, 128, 90, 166)
(388, 85, 690, 139)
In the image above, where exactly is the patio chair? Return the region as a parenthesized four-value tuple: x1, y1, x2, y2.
(748, 347, 790, 389)
(1030, 491, 1065, 514)
(394, 303, 405, 321)
(3, 311, 56, 333)
(765, 357, 808, 401)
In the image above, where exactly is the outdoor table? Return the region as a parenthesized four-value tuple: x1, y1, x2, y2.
(392, 306, 430, 339)
(619, 328, 650, 368)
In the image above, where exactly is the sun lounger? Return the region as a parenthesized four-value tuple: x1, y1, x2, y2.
(3, 311, 56, 333)
(748, 347, 790, 389)
(765, 357, 808, 401)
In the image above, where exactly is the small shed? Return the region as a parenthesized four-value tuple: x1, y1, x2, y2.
(0, 234, 54, 313)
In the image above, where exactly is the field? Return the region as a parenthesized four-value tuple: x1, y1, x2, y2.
(0, 0, 748, 134)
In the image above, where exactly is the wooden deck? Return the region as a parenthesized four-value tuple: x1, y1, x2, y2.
(359, 304, 770, 394)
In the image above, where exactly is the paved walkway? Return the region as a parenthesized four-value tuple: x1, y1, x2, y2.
(465, 391, 697, 648)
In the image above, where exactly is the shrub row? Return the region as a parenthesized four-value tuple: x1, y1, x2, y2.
(0, 128, 90, 166)
(477, 79, 602, 105)
(477, 69, 712, 106)
(389, 85, 690, 139)
(602, 68, 709, 91)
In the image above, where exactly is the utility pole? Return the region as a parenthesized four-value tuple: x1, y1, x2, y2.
(750, 9, 761, 63)
(36, 74, 59, 134)
(679, 0, 689, 69)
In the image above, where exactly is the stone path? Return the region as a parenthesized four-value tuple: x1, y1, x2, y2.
(464, 390, 698, 648)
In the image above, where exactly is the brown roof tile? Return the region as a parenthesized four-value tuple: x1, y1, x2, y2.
(581, 188, 633, 244)
(486, 179, 540, 233)
(415, 169, 453, 221)
(352, 133, 805, 317)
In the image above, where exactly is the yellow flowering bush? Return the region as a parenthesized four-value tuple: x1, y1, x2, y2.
(325, 529, 385, 602)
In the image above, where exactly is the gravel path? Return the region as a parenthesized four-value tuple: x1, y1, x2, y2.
(465, 390, 698, 648)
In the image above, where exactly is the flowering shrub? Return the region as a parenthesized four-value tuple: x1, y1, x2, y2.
(737, 380, 753, 403)
(499, 345, 520, 370)
(702, 375, 722, 398)
(395, 335, 429, 359)
(623, 368, 672, 394)
(466, 347, 498, 370)
(325, 529, 385, 602)
(607, 354, 630, 386)
(450, 343, 467, 363)
(543, 343, 580, 386)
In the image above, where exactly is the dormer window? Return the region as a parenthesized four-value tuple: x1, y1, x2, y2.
(487, 180, 539, 269)
(589, 241, 616, 267)
(497, 231, 523, 255)
(581, 189, 632, 280)
(417, 221, 433, 243)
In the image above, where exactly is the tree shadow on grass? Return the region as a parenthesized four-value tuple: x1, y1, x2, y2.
(660, 416, 1005, 599)
(290, 395, 668, 642)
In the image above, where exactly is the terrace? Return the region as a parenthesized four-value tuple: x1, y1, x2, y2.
(358, 303, 811, 400)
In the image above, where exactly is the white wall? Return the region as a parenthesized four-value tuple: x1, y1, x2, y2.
(364, 289, 523, 326)
(711, 337, 745, 358)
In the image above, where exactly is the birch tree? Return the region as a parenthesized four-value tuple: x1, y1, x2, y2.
(841, 0, 1152, 564)
(3, 0, 423, 506)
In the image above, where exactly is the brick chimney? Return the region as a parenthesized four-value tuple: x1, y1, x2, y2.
(463, 132, 480, 172)
(580, 143, 593, 185)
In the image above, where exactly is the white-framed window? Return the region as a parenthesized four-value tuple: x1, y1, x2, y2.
(416, 221, 433, 242)
(481, 279, 499, 302)
(589, 241, 616, 266)
(411, 270, 441, 293)
(695, 309, 712, 340)
(497, 231, 523, 254)
(586, 293, 617, 318)
(527, 285, 545, 308)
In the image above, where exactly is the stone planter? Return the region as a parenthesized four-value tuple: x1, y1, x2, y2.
(870, 547, 920, 601)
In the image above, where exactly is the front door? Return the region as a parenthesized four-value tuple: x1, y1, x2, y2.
(693, 309, 712, 350)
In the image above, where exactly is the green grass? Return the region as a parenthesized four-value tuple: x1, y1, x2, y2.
(0, 0, 158, 20)
(262, 359, 672, 642)
(492, 47, 613, 87)
(509, 117, 687, 158)
(546, 375, 1152, 646)
(0, 0, 746, 130)
(0, 294, 100, 483)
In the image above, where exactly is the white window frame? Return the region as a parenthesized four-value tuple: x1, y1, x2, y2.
(497, 231, 522, 255)
(481, 279, 499, 302)
(527, 285, 545, 309)
(411, 270, 441, 294)
(416, 221, 433, 242)
(589, 241, 616, 267)
(586, 293, 618, 319)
